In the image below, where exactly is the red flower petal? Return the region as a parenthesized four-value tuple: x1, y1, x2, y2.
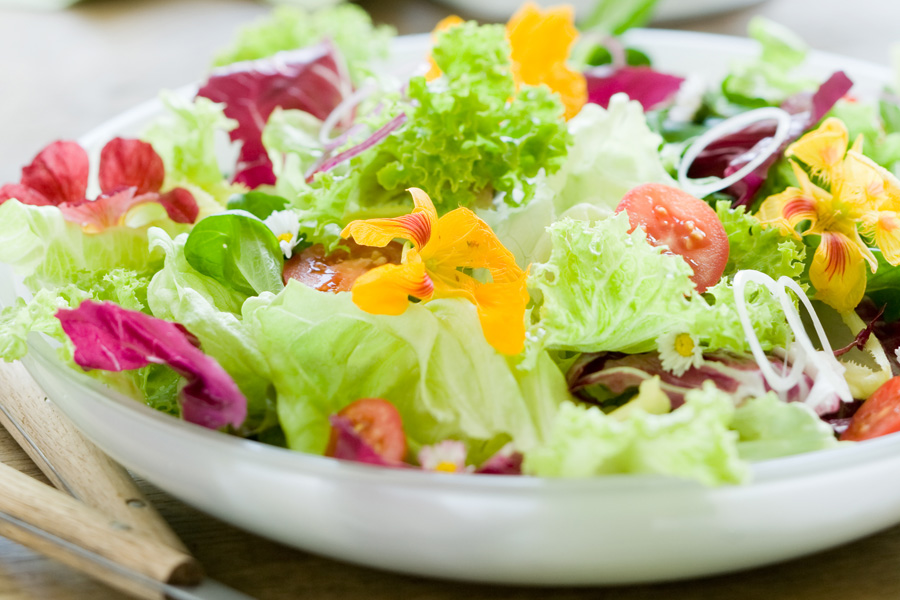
(98, 138, 165, 195)
(0, 183, 53, 206)
(20, 140, 89, 206)
(154, 187, 199, 224)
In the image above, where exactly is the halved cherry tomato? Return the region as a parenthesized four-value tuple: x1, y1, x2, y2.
(326, 398, 408, 462)
(840, 377, 900, 441)
(616, 183, 729, 293)
(283, 240, 403, 293)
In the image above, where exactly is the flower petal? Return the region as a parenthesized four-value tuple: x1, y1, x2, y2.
(154, 187, 199, 224)
(19, 140, 89, 205)
(350, 253, 434, 316)
(785, 117, 848, 183)
(506, 2, 586, 119)
(98, 138, 166, 195)
(423, 206, 522, 281)
(0, 183, 53, 206)
(58, 187, 143, 233)
(809, 230, 870, 313)
(871, 210, 900, 265)
(471, 276, 529, 356)
(342, 187, 438, 250)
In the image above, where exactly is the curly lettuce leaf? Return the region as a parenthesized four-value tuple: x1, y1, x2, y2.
(524, 382, 747, 486)
(141, 92, 240, 209)
(375, 21, 571, 213)
(732, 392, 840, 461)
(528, 213, 697, 355)
(716, 201, 806, 280)
(243, 282, 570, 460)
(213, 4, 395, 83)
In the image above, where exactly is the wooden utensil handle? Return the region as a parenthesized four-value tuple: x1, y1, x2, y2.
(0, 459, 202, 600)
(0, 360, 186, 551)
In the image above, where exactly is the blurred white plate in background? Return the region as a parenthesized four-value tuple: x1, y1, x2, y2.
(434, 0, 767, 22)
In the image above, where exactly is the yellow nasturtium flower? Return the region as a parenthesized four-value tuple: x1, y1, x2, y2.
(425, 3, 587, 119)
(757, 117, 900, 312)
(506, 2, 587, 120)
(341, 188, 529, 355)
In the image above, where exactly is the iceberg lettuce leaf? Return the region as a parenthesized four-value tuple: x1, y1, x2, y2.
(243, 282, 569, 459)
(524, 383, 747, 485)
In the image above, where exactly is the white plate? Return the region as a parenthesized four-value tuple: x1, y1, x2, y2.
(433, 0, 766, 23)
(6, 30, 900, 585)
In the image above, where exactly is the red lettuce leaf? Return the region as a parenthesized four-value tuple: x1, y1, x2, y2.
(0, 140, 88, 206)
(584, 66, 684, 111)
(99, 138, 165, 195)
(688, 71, 853, 205)
(197, 42, 351, 189)
(857, 299, 900, 376)
(56, 300, 247, 429)
(475, 444, 523, 475)
(568, 351, 828, 410)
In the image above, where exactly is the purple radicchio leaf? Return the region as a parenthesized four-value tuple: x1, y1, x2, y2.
(687, 71, 853, 206)
(584, 66, 684, 111)
(475, 444, 523, 475)
(568, 351, 835, 412)
(56, 300, 247, 429)
(197, 42, 351, 189)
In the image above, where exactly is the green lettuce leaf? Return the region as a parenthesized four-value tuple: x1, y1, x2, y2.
(213, 4, 395, 84)
(147, 228, 277, 433)
(548, 98, 673, 215)
(528, 213, 697, 355)
(717, 201, 806, 280)
(0, 200, 164, 292)
(828, 99, 900, 175)
(142, 92, 241, 209)
(732, 392, 840, 461)
(523, 382, 747, 486)
(375, 21, 571, 213)
(243, 282, 570, 459)
(722, 17, 818, 107)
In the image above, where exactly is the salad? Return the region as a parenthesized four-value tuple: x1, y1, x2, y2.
(1, 2, 899, 487)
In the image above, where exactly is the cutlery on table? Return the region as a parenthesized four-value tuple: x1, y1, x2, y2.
(0, 360, 255, 600)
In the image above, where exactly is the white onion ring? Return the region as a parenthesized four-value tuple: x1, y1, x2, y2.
(677, 107, 793, 198)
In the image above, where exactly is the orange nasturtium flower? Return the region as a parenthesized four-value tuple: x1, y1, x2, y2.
(506, 2, 587, 120)
(425, 4, 587, 119)
(757, 117, 900, 313)
(341, 188, 529, 355)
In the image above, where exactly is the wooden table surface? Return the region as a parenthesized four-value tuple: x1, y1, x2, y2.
(2, 0, 900, 598)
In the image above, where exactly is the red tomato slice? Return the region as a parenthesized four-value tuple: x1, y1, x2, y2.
(616, 183, 729, 293)
(840, 377, 900, 441)
(326, 398, 408, 462)
(283, 240, 403, 293)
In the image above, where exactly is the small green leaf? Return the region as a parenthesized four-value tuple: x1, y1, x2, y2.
(184, 214, 284, 297)
(226, 191, 289, 220)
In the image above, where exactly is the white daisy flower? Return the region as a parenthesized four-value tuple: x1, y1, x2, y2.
(418, 440, 473, 474)
(263, 209, 302, 259)
(657, 330, 705, 376)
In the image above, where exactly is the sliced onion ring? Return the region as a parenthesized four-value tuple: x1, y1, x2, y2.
(677, 107, 792, 198)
